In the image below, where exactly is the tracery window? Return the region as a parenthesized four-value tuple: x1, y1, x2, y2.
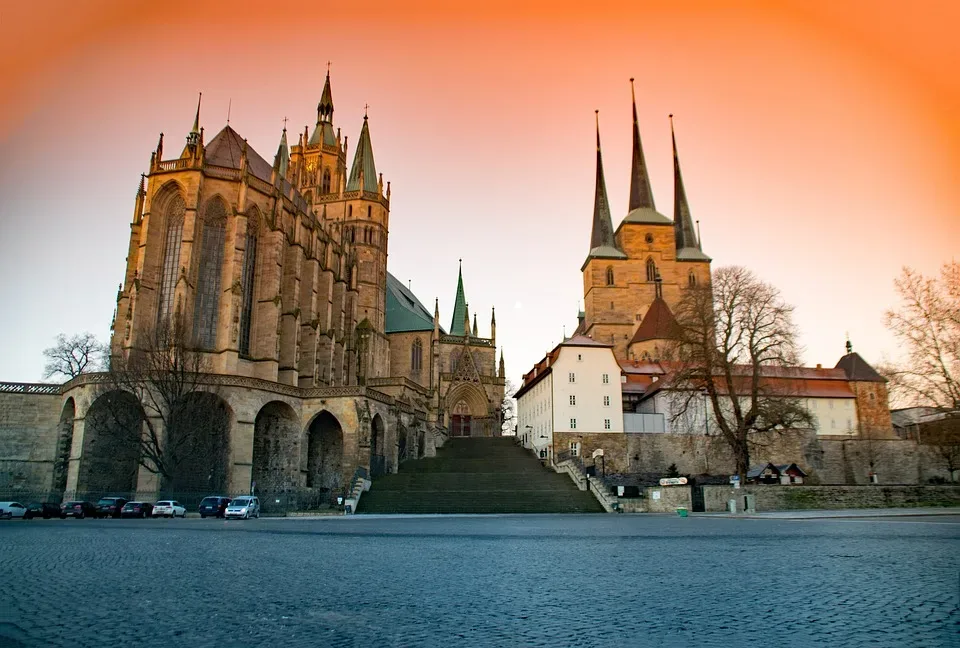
(688, 271, 697, 287)
(646, 257, 657, 282)
(322, 169, 331, 194)
(156, 194, 186, 328)
(239, 211, 259, 356)
(411, 338, 423, 373)
(193, 198, 227, 349)
(606, 266, 614, 286)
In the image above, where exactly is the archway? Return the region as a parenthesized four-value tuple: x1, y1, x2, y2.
(52, 398, 76, 499)
(78, 391, 143, 498)
(451, 400, 471, 437)
(370, 414, 386, 477)
(163, 392, 232, 496)
(253, 401, 300, 494)
(446, 383, 489, 438)
(305, 411, 343, 498)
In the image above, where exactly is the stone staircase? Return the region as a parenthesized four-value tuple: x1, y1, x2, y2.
(356, 437, 605, 514)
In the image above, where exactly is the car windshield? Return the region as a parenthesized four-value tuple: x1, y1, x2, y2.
(122, 503, 136, 508)
(200, 499, 219, 506)
(231, 499, 250, 507)
(156, 501, 171, 506)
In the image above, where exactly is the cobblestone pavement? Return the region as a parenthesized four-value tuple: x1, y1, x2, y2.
(0, 514, 957, 647)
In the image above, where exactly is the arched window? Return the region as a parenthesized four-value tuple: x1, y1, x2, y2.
(239, 209, 259, 356)
(348, 205, 353, 219)
(411, 338, 423, 373)
(646, 258, 657, 282)
(156, 194, 186, 328)
(688, 271, 697, 287)
(321, 168, 331, 194)
(606, 266, 614, 286)
(367, 206, 372, 218)
(193, 198, 228, 349)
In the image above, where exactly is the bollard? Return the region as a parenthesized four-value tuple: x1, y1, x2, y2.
(728, 498, 737, 514)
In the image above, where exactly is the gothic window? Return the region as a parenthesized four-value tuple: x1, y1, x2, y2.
(606, 266, 614, 286)
(688, 271, 697, 287)
(449, 350, 460, 372)
(193, 198, 228, 350)
(411, 338, 423, 373)
(156, 194, 186, 328)
(348, 205, 353, 219)
(646, 257, 657, 282)
(322, 168, 331, 194)
(240, 211, 259, 356)
(367, 206, 372, 218)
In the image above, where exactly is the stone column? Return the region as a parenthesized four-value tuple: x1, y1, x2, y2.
(230, 419, 255, 496)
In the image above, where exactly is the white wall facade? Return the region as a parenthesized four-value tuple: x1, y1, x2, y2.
(517, 373, 554, 457)
(550, 345, 624, 438)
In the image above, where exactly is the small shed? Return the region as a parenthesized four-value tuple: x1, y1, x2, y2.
(746, 463, 807, 485)
(774, 463, 807, 485)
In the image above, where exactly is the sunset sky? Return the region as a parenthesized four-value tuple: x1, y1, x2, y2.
(1, 0, 957, 386)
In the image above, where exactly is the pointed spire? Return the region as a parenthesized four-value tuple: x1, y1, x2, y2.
(347, 114, 378, 193)
(499, 348, 505, 378)
(628, 79, 655, 211)
(185, 93, 202, 151)
(472, 313, 478, 337)
(274, 125, 289, 178)
(156, 132, 164, 161)
(671, 114, 700, 251)
(434, 298, 440, 335)
(450, 259, 468, 336)
(491, 306, 497, 343)
(319, 66, 334, 122)
(586, 111, 625, 262)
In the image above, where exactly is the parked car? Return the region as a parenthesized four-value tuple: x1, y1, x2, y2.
(152, 501, 186, 518)
(0, 502, 27, 519)
(96, 497, 129, 518)
(121, 501, 154, 518)
(224, 497, 260, 520)
(198, 496, 231, 518)
(24, 502, 60, 519)
(61, 501, 97, 519)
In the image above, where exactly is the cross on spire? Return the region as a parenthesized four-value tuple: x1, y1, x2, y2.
(282, 116, 288, 130)
(364, 103, 370, 118)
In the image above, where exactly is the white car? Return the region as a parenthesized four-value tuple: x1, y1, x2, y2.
(152, 501, 186, 518)
(0, 502, 27, 519)
(224, 497, 260, 520)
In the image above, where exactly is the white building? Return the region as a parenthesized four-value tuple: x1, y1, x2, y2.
(515, 336, 625, 460)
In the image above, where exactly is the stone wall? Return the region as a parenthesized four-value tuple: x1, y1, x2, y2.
(702, 484, 960, 512)
(0, 392, 62, 497)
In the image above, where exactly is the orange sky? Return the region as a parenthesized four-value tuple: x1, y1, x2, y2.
(0, 0, 958, 383)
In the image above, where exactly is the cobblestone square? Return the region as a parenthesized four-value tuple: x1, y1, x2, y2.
(0, 514, 957, 647)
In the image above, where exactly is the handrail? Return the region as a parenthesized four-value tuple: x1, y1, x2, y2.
(0, 381, 62, 395)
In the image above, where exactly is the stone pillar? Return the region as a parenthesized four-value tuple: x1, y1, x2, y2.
(135, 415, 164, 500)
(63, 416, 86, 500)
(230, 419, 255, 496)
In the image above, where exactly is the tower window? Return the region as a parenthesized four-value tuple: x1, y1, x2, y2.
(570, 418, 577, 429)
(646, 258, 657, 282)
(411, 338, 423, 373)
(603, 395, 610, 406)
(602, 373, 609, 384)
(322, 168, 331, 194)
(606, 266, 614, 286)
(688, 271, 697, 287)
(645, 233, 654, 244)
(568, 372, 576, 383)
(348, 205, 353, 218)
(569, 395, 576, 406)
(367, 206, 372, 218)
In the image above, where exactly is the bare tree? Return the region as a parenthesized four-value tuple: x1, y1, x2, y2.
(95, 316, 229, 492)
(43, 332, 106, 380)
(501, 378, 518, 435)
(884, 262, 959, 410)
(669, 266, 814, 481)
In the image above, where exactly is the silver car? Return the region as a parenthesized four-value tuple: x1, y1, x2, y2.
(0, 502, 26, 519)
(224, 497, 260, 520)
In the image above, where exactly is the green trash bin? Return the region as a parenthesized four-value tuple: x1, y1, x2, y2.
(676, 507, 688, 518)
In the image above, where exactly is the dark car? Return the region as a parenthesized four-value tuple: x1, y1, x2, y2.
(24, 502, 60, 519)
(120, 501, 154, 518)
(61, 501, 97, 519)
(198, 496, 231, 518)
(96, 497, 128, 519)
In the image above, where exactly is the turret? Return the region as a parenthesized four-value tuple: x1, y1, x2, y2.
(472, 313, 478, 337)
(499, 348, 505, 379)
(491, 306, 496, 344)
(184, 92, 202, 156)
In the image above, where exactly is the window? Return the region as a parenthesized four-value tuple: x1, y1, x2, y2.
(570, 418, 577, 429)
(604, 419, 611, 430)
(602, 373, 609, 384)
(193, 199, 227, 350)
(606, 266, 614, 286)
(636, 313, 641, 321)
(156, 194, 185, 328)
(569, 372, 576, 383)
(644, 233, 654, 244)
(321, 168, 331, 194)
(569, 395, 576, 406)
(411, 338, 423, 373)
(367, 206, 372, 218)
(570, 442, 580, 457)
(646, 257, 657, 282)
(610, 301, 614, 310)
(688, 271, 697, 287)
(348, 205, 353, 218)
(603, 395, 610, 407)
(577, 354, 582, 361)
(239, 212, 259, 355)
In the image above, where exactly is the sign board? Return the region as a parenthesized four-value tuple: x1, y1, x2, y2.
(652, 490, 661, 500)
(592, 448, 604, 459)
(659, 477, 688, 486)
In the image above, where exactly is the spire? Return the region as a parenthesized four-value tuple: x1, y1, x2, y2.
(434, 298, 440, 335)
(671, 114, 699, 251)
(274, 125, 289, 178)
(585, 111, 626, 264)
(491, 306, 496, 343)
(628, 79, 655, 211)
(319, 66, 334, 122)
(472, 313, 478, 337)
(450, 259, 468, 336)
(347, 114, 378, 193)
(499, 348, 505, 379)
(185, 93, 202, 151)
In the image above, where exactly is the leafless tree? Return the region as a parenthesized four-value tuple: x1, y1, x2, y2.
(42, 332, 106, 380)
(95, 316, 229, 492)
(502, 378, 518, 435)
(884, 262, 959, 410)
(669, 266, 814, 481)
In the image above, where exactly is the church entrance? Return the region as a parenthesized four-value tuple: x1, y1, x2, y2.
(450, 400, 472, 437)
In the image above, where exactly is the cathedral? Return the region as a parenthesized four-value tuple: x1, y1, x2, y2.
(575, 81, 711, 362)
(46, 71, 505, 503)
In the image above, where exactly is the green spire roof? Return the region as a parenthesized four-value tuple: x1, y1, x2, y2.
(346, 116, 378, 192)
(586, 112, 626, 264)
(671, 115, 710, 261)
(450, 261, 468, 336)
(274, 127, 289, 177)
(628, 79, 655, 211)
(309, 71, 337, 147)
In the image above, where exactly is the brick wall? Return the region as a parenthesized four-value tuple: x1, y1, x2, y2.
(702, 484, 960, 512)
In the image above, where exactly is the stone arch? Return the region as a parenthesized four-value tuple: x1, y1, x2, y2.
(52, 398, 76, 498)
(78, 390, 143, 497)
(370, 413, 386, 477)
(253, 401, 301, 494)
(322, 168, 331, 194)
(446, 383, 488, 438)
(304, 411, 343, 497)
(163, 391, 232, 495)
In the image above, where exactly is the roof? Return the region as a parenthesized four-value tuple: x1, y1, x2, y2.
(835, 352, 886, 382)
(585, 117, 626, 266)
(346, 117, 378, 192)
(629, 297, 680, 345)
(560, 335, 612, 348)
(205, 126, 274, 182)
(309, 121, 337, 147)
(449, 265, 468, 336)
(628, 79, 656, 212)
(671, 118, 701, 254)
(620, 206, 674, 226)
(385, 272, 443, 334)
(676, 247, 712, 262)
(641, 372, 856, 401)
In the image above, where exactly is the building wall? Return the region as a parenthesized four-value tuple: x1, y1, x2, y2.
(517, 372, 554, 454)
(0, 391, 62, 497)
(701, 484, 960, 512)
(550, 346, 623, 436)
